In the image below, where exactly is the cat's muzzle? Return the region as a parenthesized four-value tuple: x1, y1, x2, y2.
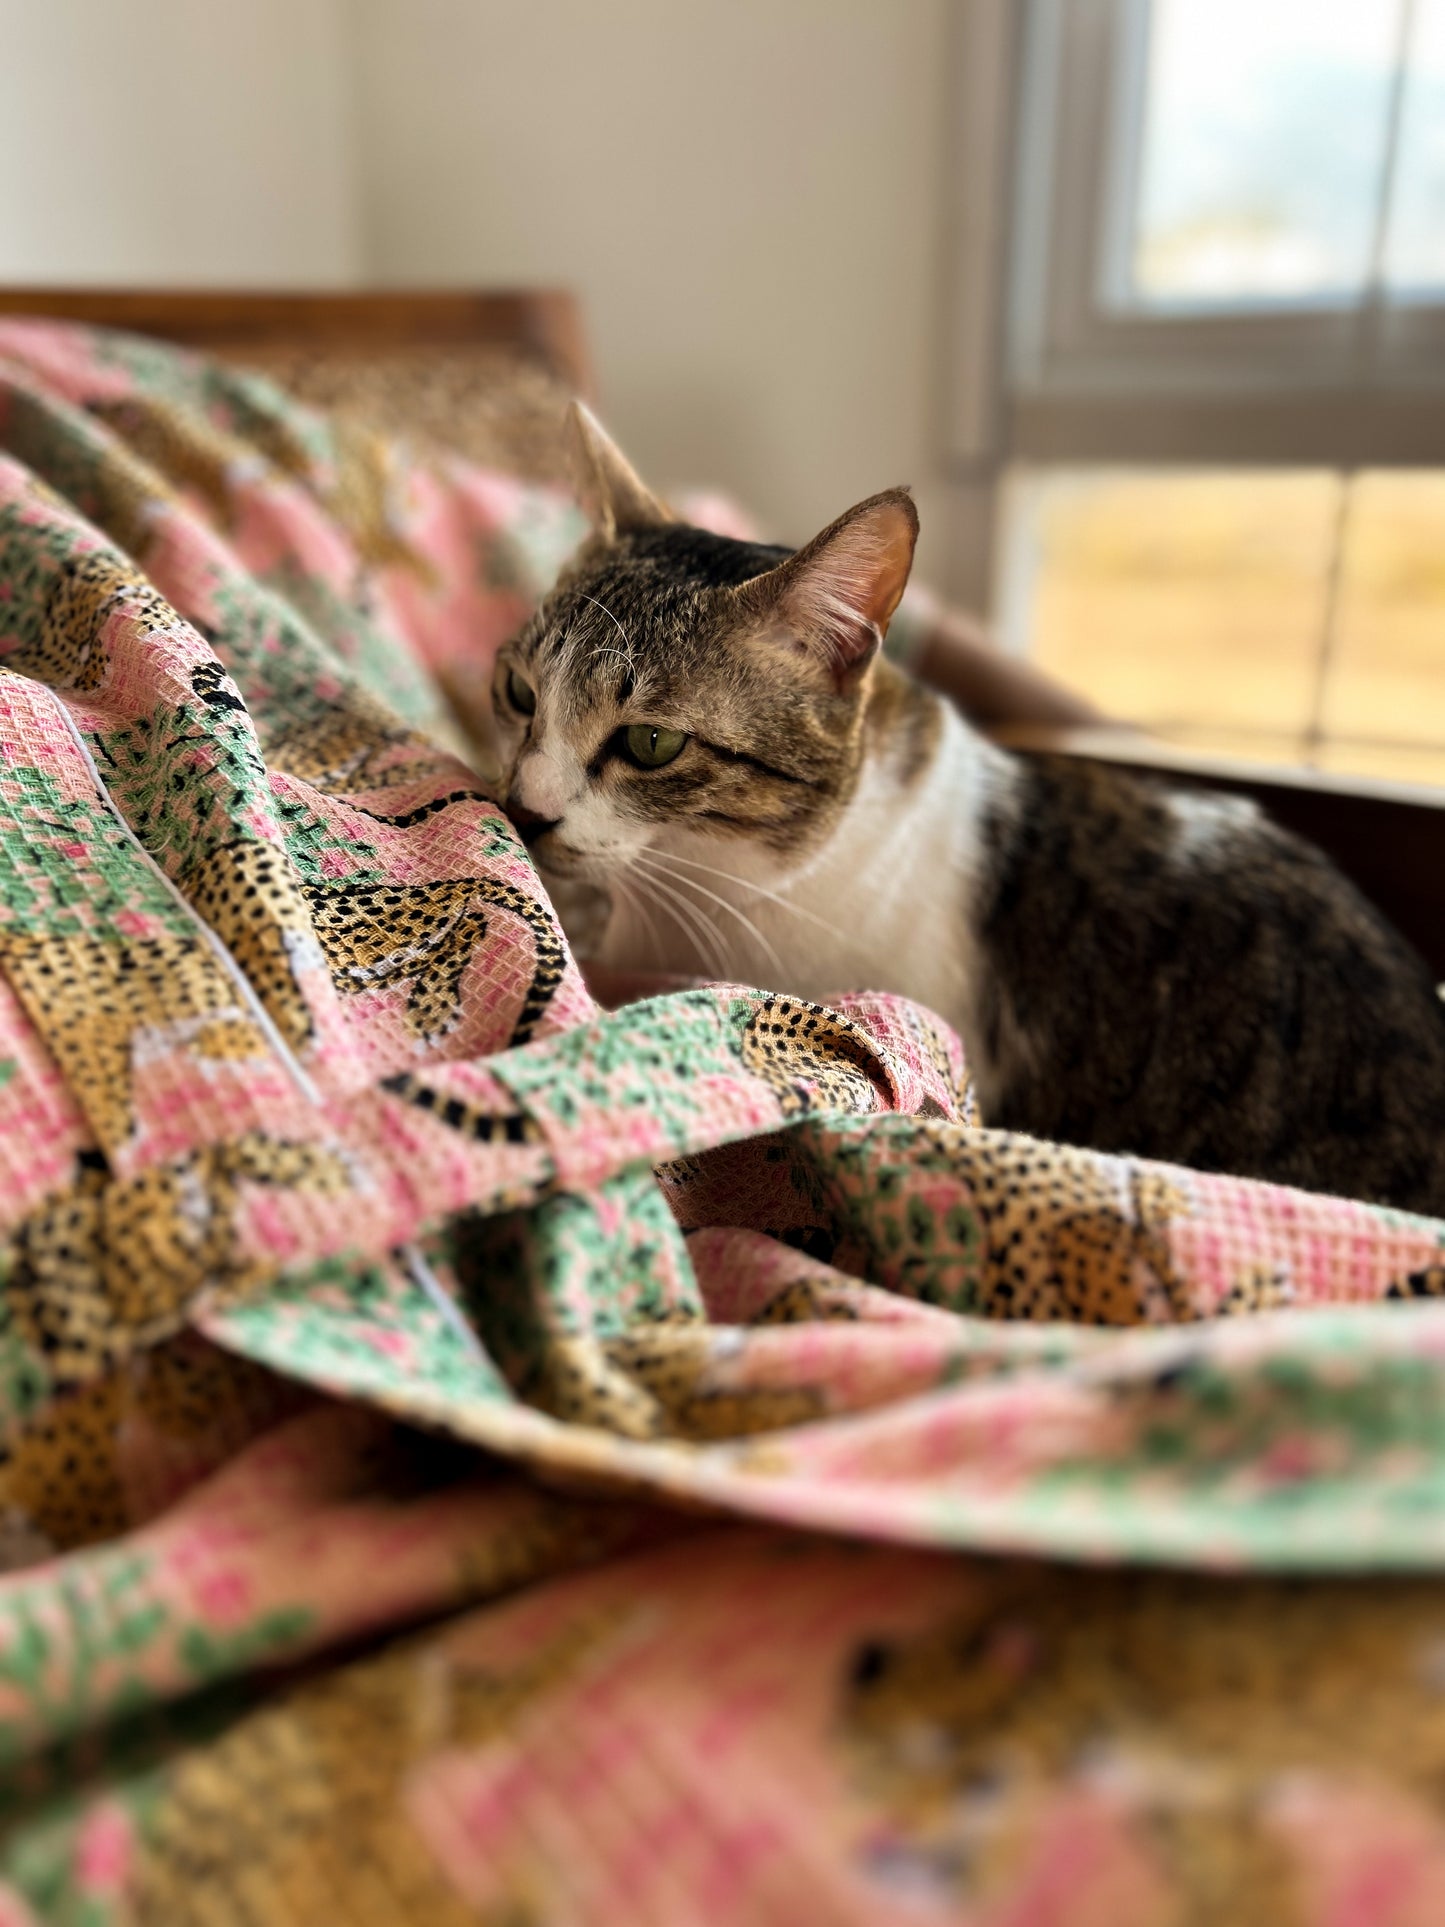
(506, 802, 561, 848)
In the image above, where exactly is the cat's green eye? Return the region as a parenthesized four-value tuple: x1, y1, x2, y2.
(625, 724, 687, 769)
(505, 668, 536, 717)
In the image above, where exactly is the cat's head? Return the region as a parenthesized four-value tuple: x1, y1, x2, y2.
(495, 402, 918, 885)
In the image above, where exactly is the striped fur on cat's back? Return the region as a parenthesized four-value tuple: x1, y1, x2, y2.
(971, 754, 1445, 1211)
(493, 402, 1445, 1215)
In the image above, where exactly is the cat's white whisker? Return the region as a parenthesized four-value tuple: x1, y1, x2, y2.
(646, 848, 860, 952)
(631, 865, 732, 981)
(610, 873, 663, 966)
(631, 848, 788, 982)
(574, 592, 638, 681)
(665, 895, 729, 982)
(625, 856, 729, 980)
(635, 855, 776, 975)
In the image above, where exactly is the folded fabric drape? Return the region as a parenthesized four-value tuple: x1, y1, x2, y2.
(0, 320, 1441, 1925)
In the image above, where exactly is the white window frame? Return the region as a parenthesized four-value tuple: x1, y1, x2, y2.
(990, 0, 1445, 467)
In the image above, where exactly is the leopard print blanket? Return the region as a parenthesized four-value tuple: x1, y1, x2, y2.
(0, 320, 1444, 1925)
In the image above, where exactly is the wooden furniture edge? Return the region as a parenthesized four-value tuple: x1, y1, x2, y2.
(0, 286, 594, 396)
(992, 725, 1445, 809)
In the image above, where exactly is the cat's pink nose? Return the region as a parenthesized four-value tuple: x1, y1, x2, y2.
(507, 800, 560, 846)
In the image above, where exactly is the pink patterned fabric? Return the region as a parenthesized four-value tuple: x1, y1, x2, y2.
(0, 320, 1440, 1923)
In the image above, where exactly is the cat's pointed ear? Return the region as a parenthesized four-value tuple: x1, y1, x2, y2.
(736, 488, 918, 684)
(564, 399, 675, 541)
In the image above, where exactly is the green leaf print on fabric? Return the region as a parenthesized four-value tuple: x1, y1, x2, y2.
(779, 1114, 988, 1311)
(455, 1170, 702, 1352)
(268, 786, 384, 892)
(87, 690, 274, 885)
(208, 1253, 515, 1411)
(0, 758, 197, 941)
(177, 1607, 313, 1685)
(450, 1171, 701, 1434)
(490, 991, 756, 1140)
(256, 557, 450, 736)
(199, 574, 389, 751)
(0, 1550, 315, 1775)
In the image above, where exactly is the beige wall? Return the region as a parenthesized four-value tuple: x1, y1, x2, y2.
(0, 0, 360, 284)
(0, 0, 980, 593)
(350, 0, 961, 582)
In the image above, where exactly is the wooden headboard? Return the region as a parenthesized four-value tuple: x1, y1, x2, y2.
(0, 285, 593, 394)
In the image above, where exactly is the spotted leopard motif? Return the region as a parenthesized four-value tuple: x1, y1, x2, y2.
(6, 1135, 355, 1383)
(182, 838, 318, 1056)
(130, 1333, 301, 1438)
(607, 1327, 827, 1440)
(132, 1659, 481, 1927)
(4, 863, 558, 1158)
(900, 999, 974, 1122)
(911, 1125, 1191, 1325)
(0, 1369, 128, 1551)
(751, 1277, 861, 1325)
(265, 689, 443, 796)
(129, 1602, 630, 1926)
(306, 875, 566, 1048)
(91, 393, 250, 533)
(1386, 1264, 1445, 1300)
(0, 929, 270, 1157)
(0, 1337, 308, 1556)
(523, 1331, 667, 1439)
(11, 549, 178, 694)
(1217, 1266, 1296, 1315)
(740, 995, 887, 1121)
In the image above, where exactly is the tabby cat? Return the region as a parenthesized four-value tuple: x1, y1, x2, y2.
(494, 403, 1445, 1214)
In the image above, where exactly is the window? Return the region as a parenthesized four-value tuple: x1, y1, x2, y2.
(1010, 0, 1445, 419)
(999, 467, 1445, 785)
(984, 0, 1445, 785)
(1131, 6, 1402, 306)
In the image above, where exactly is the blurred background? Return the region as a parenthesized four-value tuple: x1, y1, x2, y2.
(1, 0, 1443, 783)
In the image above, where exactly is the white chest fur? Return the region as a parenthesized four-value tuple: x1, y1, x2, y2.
(601, 701, 1014, 1040)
